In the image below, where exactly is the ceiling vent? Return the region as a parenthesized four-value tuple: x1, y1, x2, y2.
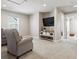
(8, 0, 27, 5)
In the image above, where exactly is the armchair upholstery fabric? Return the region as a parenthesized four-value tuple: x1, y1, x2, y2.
(5, 29, 33, 57)
(1, 28, 7, 45)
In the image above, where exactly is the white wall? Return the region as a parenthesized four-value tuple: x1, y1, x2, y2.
(1, 10, 30, 36)
(53, 8, 60, 40)
(42, 12, 54, 18)
(39, 13, 43, 32)
(59, 11, 65, 39)
(29, 13, 40, 38)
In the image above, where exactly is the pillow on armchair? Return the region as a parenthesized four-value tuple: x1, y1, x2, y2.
(12, 29, 22, 43)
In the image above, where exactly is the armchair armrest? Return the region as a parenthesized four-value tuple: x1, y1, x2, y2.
(18, 37, 33, 46)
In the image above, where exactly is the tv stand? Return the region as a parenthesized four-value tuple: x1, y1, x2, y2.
(40, 32, 54, 40)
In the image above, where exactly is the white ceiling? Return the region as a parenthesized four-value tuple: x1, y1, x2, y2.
(59, 6, 77, 14)
(1, 0, 77, 14)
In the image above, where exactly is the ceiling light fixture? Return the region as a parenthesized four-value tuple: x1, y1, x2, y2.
(43, 0, 47, 7)
(43, 3, 47, 7)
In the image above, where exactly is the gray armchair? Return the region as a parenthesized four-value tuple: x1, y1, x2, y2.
(5, 29, 33, 59)
(1, 28, 7, 45)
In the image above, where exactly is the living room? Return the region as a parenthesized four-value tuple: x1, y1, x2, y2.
(1, 0, 77, 59)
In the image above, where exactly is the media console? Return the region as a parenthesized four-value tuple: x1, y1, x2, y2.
(40, 32, 54, 40)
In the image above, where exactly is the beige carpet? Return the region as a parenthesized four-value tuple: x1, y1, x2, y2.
(1, 39, 77, 59)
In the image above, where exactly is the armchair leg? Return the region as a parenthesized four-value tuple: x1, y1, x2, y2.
(7, 51, 19, 59)
(30, 49, 32, 51)
(7, 51, 9, 53)
(16, 57, 19, 59)
(7, 49, 33, 59)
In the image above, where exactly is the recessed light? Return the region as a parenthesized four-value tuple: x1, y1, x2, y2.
(43, 4, 47, 7)
(15, 4, 18, 7)
(3, 4, 7, 7)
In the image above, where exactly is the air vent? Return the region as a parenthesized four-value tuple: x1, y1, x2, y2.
(8, 0, 27, 5)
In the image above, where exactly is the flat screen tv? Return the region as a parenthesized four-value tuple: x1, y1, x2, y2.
(43, 17, 54, 26)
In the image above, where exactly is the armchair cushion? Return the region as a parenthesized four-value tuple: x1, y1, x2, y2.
(1, 28, 7, 45)
(18, 36, 33, 46)
(12, 29, 21, 42)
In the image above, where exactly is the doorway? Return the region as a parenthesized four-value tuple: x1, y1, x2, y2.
(65, 13, 77, 40)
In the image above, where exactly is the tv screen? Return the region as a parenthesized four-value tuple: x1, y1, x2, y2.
(43, 17, 54, 26)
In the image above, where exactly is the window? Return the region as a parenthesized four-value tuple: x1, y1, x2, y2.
(8, 16, 19, 31)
